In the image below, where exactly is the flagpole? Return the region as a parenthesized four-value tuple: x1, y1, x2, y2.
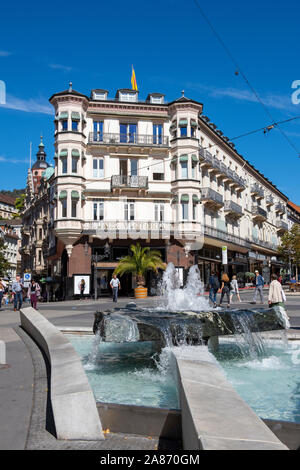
(29, 141, 32, 169)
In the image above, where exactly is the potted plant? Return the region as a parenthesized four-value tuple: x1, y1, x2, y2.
(245, 272, 255, 287)
(113, 243, 165, 298)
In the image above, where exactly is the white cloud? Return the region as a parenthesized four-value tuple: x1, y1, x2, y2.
(0, 51, 11, 57)
(0, 93, 53, 115)
(0, 156, 28, 164)
(186, 82, 296, 113)
(49, 63, 73, 73)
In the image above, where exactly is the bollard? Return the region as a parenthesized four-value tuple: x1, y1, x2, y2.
(0, 340, 6, 364)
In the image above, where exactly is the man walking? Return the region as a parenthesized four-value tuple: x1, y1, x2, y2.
(208, 271, 219, 308)
(252, 270, 264, 304)
(110, 274, 121, 303)
(12, 275, 24, 311)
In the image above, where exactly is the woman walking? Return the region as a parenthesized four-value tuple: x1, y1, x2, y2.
(230, 275, 241, 303)
(218, 273, 231, 308)
(28, 279, 41, 310)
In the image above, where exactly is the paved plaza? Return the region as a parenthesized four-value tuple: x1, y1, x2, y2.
(0, 289, 299, 450)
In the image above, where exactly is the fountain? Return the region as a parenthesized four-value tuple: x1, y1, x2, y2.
(93, 263, 290, 351)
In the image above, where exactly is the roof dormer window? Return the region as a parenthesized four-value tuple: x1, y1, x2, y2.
(91, 89, 108, 101)
(116, 89, 139, 102)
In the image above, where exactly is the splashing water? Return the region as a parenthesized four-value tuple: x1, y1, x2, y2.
(157, 263, 211, 311)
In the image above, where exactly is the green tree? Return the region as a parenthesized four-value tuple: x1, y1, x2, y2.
(277, 224, 300, 279)
(0, 237, 10, 277)
(13, 193, 25, 217)
(114, 243, 165, 286)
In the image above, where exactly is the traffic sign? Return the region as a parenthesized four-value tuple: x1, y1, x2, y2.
(24, 273, 31, 282)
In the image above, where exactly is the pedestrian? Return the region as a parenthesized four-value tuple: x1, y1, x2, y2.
(230, 275, 241, 303)
(208, 271, 219, 308)
(268, 274, 286, 308)
(110, 274, 121, 303)
(251, 270, 264, 304)
(218, 273, 231, 308)
(79, 279, 85, 300)
(28, 279, 41, 310)
(0, 278, 5, 309)
(278, 275, 282, 284)
(12, 275, 24, 311)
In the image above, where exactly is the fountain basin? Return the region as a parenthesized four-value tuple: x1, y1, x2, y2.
(93, 304, 289, 348)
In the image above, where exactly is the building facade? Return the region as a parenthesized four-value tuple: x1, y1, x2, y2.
(0, 220, 21, 279)
(21, 139, 55, 283)
(0, 194, 16, 219)
(43, 83, 290, 297)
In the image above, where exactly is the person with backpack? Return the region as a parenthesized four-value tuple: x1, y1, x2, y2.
(28, 279, 41, 310)
(208, 271, 219, 308)
(252, 270, 265, 304)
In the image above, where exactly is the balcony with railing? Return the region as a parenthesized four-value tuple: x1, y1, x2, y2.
(224, 200, 243, 218)
(276, 220, 288, 233)
(203, 224, 252, 249)
(250, 184, 265, 199)
(89, 132, 169, 147)
(266, 195, 274, 206)
(201, 187, 223, 208)
(275, 202, 286, 214)
(252, 205, 267, 222)
(199, 146, 245, 189)
(111, 175, 148, 190)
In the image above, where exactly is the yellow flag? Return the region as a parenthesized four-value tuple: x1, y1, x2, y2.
(131, 66, 138, 91)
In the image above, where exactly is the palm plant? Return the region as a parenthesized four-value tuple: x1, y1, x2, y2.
(114, 243, 165, 287)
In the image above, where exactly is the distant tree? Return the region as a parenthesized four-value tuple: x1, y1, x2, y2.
(0, 188, 26, 199)
(13, 193, 25, 217)
(0, 236, 10, 277)
(277, 224, 300, 279)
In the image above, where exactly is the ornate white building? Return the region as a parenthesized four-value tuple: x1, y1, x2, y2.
(47, 83, 288, 297)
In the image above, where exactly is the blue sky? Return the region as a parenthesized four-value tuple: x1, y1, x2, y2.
(0, 0, 300, 202)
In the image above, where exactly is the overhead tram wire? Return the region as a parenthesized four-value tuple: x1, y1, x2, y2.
(84, 114, 300, 188)
(192, 0, 300, 157)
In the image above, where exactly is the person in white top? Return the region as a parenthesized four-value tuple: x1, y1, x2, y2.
(230, 275, 241, 303)
(268, 274, 286, 307)
(110, 274, 121, 302)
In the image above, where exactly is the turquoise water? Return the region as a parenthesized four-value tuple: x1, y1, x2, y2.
(66, 333, 300, 423)
(216, 340, 300, 424)
(66, 334, 180, 410)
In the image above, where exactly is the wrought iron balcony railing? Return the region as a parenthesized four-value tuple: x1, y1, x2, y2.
(89, 132, 169, 146)
(111, 175, 148, 189)
(275, 202, 286, 214)
(224, 200, 243, 216)
(252, 205, 267, 220)
(276, 220, 288, 231)
(201, 187, 224, 206)
(251, 184, 264, 198)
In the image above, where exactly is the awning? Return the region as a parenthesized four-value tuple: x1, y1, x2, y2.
(58, 112, 68, 120)
(190, 119, 197, 126)
(71, 149, 80, 157)
(179, 155, 188, 162)
(71, 190, 80, 199)
(171, 195, 178, 204)
(59, 190, 67, 199)
(179, 119, 188, 126)
(181, 194, 189, 202)
(192, 195, 200, 203)
(59, 149, 68, 157)
(71, 112, 80, 120)
(191, 154, 198, 163)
